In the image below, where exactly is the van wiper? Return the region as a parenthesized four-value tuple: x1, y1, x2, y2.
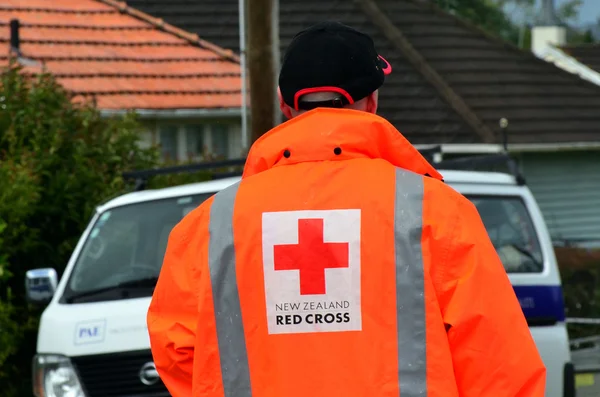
(509, 244, 544, 270)
(64, 277, 158, 303)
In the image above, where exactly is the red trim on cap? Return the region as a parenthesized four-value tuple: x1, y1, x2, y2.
(294, 86, 355, 111)
(378, 55, 392, 75)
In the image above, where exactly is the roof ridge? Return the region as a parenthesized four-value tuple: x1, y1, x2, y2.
(0, 6, 113, 14)
(0, 22, 155, 30)
(44, 73, 240, 78)
(95, 0, 240, 64)
(355, 0, 497, 143)
(2, 56, 227, 62)
(1, 39, 192, 46)
(70, 89, 242, 95)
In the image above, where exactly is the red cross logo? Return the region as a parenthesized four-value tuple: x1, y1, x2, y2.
(273, 218, 349, 295)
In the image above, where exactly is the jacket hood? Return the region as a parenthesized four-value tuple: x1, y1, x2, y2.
(242, 108, 443, 181)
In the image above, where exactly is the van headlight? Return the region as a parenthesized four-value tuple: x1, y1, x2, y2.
(33, 354, 85, 397)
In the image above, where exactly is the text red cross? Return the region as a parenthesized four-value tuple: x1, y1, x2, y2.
(273, 218, 349, 295)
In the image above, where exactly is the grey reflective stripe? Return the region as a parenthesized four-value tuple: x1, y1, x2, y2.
(394, 168, 427, 396)
(208, 182, 252, 397)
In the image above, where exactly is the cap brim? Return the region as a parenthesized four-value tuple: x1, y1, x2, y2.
(378, 55, 392, 75)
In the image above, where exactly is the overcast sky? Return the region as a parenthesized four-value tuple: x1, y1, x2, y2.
(555, 0, 599, 25)
(508, 0, 600, 27)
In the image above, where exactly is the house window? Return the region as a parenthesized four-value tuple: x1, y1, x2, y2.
(159, 125, 178, 161)
(156, 123, 233, 162)
(210, 124, 230, 159)
(185, 125, 205, 161)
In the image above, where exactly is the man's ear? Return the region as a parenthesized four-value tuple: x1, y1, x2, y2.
(365, 90, 379, 114)
(278, 87, 293, 119)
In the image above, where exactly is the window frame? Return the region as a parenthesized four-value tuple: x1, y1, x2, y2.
(464, 194, 546, 274)
(157, 124, 179, 162)
(156, 122, 234, 162)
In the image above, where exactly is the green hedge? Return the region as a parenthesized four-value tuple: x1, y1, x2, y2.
(0, 62, 218, 395)
(556, 246, 600, 340)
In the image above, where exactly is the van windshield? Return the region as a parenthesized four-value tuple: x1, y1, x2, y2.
(63, 193, 212, 303)
(467, 195, 544, 273)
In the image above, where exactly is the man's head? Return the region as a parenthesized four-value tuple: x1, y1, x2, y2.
(278, 21, 392, 119)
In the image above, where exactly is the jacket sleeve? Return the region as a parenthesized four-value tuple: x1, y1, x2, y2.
(437, 196, 546, 397)
(147, 203, 209, 397)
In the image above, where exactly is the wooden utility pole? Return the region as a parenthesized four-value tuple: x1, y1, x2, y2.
(247, 0, 275, 144)
(272, 0, 282, 127)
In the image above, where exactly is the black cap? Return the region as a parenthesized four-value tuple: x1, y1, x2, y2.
(278, 21, 392, 111)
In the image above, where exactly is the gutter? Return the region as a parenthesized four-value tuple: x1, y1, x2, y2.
(414, 142, 600, 154)
(100, 108, 242, 120)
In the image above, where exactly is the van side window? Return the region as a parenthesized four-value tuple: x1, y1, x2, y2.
(468, 196, 544, 273)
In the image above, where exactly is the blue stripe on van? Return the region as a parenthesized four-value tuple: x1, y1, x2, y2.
(512, 285, 566, 324)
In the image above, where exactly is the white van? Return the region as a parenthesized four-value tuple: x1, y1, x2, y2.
(26, 156, 574, 397)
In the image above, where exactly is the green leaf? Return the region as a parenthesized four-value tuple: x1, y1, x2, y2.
(557, 0, 583, 23)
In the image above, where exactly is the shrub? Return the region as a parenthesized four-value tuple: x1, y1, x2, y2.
(0, 62, 158, 395)
(0, 149, 41, 393)
(556, 245, 600, 341)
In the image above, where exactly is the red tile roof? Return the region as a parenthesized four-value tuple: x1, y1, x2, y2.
(0, 0, 242, 110)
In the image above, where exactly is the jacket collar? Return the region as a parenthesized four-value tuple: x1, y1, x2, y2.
(242, 108, 443, 181)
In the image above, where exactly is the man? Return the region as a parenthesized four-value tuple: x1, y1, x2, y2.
(147, 22, 546, 397)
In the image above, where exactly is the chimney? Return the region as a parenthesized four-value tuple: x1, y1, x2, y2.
(531, 0, 566, 58)
(8, 19, 42, 68)
(10, 19, 20, 53)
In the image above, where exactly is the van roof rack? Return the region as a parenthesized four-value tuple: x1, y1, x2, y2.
(417, 145, 442, 164)
(122, 142, 525, 191)
(433, 152, 526, 185)
(424, 118, 525, 185)
(122, 147, 444, 192)
(122, 158, 245, 191)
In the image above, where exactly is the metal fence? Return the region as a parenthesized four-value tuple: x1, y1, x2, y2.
(568, 321, 600, 396)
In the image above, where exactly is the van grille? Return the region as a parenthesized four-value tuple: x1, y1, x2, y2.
(70, 350, 170, 397)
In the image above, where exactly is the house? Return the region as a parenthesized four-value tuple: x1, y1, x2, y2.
(128, 0, 600, 245)
(0, 0, 243, 162)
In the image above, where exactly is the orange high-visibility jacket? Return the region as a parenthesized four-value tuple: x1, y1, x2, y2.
(147, 108, 546, 397)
